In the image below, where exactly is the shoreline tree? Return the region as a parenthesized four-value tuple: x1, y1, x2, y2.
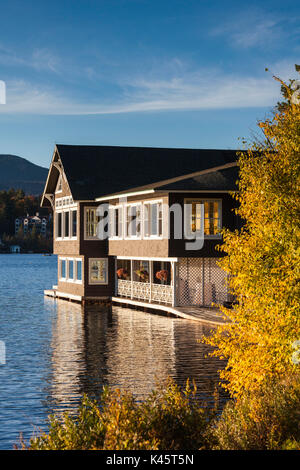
(204, 66, 300, 397)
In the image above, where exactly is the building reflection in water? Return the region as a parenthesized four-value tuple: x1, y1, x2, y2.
(44, 298, 227, 414)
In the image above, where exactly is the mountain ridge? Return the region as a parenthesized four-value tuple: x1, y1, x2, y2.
(0, 154, 48, 195)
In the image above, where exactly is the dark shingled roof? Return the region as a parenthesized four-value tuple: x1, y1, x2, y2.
(155, 165, 239, 191)
(55, 145, 238, 200)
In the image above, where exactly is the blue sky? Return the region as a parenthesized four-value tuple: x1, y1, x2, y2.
(0, 0, 299, 167)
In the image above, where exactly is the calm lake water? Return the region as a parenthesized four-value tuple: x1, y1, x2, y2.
(0, 254, 227, 449)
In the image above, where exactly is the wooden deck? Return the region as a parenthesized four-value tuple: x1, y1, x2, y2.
(111, 296, 229, 326)
(44, 289, 229, 326)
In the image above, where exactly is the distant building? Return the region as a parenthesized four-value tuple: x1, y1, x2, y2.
(10, 245, 21, 253)
(15, 212, 51, 237)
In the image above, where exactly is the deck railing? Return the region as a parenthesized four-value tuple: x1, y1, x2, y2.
(117, 279, 173, 305)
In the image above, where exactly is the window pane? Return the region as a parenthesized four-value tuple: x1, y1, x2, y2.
(86, 208, 100, 237)
(76, 260, 82, 281)
(69, 260, 74, 279)
(158, 203, 163, 236)
(133, 260, 149, 282)
(144, 204, 149, 237)
(64, 212, 69, 237)
(72, 210, 77, 237)
(190, 201, 220, 235)
(151, 203, 158, 235)
(61, 259, 66, 278)
(153, 261, 171, 285)
(116, 259, 131, 280)
(57, 213, 62, 238)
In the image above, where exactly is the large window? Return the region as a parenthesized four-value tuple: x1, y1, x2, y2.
(188, 200, 221, 236)
(55, 200, 78, 241)
(59, 257, 82, 283)
(89, 258, 108, 284)
(109, 200, 164, 240)
(85, 208, 100, 239)
(144, 202, 163, 238)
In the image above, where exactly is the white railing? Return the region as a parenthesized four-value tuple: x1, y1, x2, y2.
(117, 279, 173, 305)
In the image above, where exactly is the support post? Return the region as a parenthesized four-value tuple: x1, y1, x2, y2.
(171, 261, 177, 307)
(149, 260, 153, 303)
(130, 259, 133, 299)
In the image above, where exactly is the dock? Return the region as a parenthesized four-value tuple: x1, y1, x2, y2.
(45, 288, 229, 326)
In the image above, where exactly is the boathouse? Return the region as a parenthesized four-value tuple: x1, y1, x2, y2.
(41, 145, 240, 318)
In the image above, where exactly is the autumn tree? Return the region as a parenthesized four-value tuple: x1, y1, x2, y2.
(205, 68, 300, 397)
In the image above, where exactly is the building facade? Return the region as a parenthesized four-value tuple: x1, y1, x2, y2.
(15, 213, 50, 237)
(41, 145, 240, 310)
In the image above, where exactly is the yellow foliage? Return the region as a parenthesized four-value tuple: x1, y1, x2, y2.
(204, 75, 300, 397)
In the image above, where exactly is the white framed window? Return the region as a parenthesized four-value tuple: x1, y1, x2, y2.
(59, 257, 83, 283)
(125, 203, 141, 239)
(109, 205, 123, 239)
(143, 200, 163, 239)
(185, 199, 222, 237)
(89, 258, 108, 285)
(84, 207, 100, 239)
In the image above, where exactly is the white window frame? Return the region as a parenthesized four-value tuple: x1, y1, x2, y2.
(124, 203, 142, 240)
(184, 198, 222, 239)
(84, 206, 101, 240)
(59, 256, 83, 284)
(143, 199, 163, 240)
(55, 201, 78, 241)
(88, 258, 108, 285)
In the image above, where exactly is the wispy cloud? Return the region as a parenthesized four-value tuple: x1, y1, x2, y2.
(0, 70, 282, 115)
(210, 9, 294, 48)
(0, 44, 60, 73)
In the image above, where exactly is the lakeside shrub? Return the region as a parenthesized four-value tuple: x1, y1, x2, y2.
(208, 374, 300, 450)
(24, 378, 213, 450)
